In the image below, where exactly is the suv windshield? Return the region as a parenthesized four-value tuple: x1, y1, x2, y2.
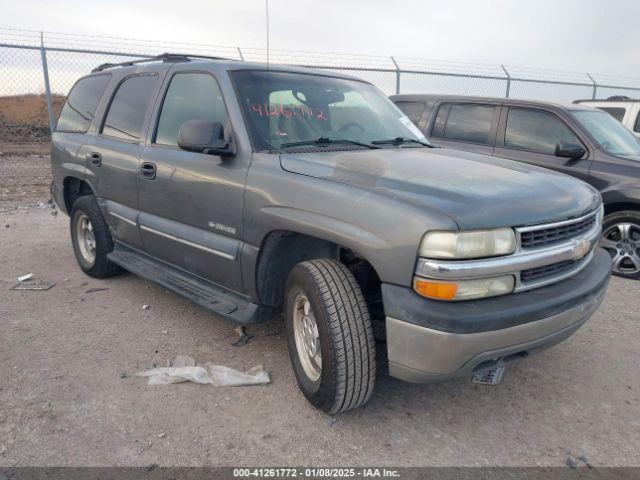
(232, 70, 427, 151)
(571, 109, 640, 157)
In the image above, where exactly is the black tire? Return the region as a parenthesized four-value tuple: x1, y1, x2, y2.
(601, 210, 640, 280)
(70, 195, 122, 278)
(284, 259, 376, 414)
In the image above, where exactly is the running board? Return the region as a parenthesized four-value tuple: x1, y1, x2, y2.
(108, 243, 273, 324)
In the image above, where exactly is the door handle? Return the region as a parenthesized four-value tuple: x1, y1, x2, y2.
(86, 152, 102, 167)
(139, 162, 157, 180)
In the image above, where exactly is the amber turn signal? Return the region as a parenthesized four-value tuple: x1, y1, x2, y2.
(413, 278, 458, 300)
(413, 275, 515, 301)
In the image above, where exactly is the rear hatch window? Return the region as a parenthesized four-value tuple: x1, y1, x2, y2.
(56, 74, 111, 133)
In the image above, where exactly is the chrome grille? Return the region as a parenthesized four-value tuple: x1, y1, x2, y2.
(520, 259, 579, 283)
(416, 206, 603, 295)
(520, 213, 597, 249)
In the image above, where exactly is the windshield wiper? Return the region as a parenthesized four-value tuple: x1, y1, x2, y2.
(371, 137, 435, 147)
(279, 137, 380, 150)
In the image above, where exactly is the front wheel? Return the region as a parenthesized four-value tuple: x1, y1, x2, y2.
(600, 210, 640, 279)
(284, 259, 376, 414)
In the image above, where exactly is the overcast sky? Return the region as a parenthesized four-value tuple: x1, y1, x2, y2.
(3, 0, 639, 78)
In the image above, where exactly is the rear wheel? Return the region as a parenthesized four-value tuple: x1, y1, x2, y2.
(600, 210, 640, 279)
(70, 195, 122, 278)
(284, 259, 376, 414)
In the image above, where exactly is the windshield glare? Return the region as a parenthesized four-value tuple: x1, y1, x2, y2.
(571, 109, 640, 157)
(232, 70, 426, 151)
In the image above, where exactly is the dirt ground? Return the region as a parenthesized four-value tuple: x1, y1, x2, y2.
(0, 154, 52, 211)
(0, 157, 639, 467)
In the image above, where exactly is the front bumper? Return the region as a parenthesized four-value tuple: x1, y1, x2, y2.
(385, 247, 612, 383)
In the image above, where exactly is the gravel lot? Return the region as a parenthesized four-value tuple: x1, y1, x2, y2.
(0, 156, 639, 467)
(0, 153, 51, 212)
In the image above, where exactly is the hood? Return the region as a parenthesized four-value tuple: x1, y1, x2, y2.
(280, 147, 600, 230)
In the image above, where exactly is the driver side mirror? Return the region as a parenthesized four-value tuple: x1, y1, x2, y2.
(555, 141, 586, 159)
(177, 119, 235, 158)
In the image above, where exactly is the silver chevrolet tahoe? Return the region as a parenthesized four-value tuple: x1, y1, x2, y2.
(50, 54, 612, 413)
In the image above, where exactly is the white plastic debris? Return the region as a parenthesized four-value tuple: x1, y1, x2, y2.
(142, 304, 150, 310)
(138, 366, 213, 385)
(136, 355, 270, 387)
(205, 363, 270, 387)
(18, 273, 33, 282)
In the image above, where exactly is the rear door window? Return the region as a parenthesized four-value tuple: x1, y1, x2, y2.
(440, 103, 496, 145)
(155, 73, 228, 147)
(597, 107, 626, 122)
(505, 108, 581, 155)
(56, 74, 111, 133)
(101, 74, 158, 141)
(394, 101, 425, 125)
(634, 111, 640, 133)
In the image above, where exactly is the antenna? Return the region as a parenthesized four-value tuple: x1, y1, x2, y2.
(265, 0, 270, 68)
(265, 0, 271, 150)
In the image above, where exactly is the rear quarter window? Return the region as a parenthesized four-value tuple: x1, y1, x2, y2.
(634, 111, 640, 133)
(56, 74, 111, 133)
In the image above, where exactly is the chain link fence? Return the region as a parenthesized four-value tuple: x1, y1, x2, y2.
(2, 27, 640, 154)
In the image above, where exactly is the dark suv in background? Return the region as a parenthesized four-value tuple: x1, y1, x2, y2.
(391, 94, 640, 279)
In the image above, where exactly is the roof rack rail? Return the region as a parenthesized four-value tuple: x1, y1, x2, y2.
(573, 96, 639, 104)
(607, 95, 634, 101)
(91, 52, 237, 73)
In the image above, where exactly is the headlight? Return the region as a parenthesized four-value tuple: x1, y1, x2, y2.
(413, 275, 515, 301)
(419, 228, 516, 259)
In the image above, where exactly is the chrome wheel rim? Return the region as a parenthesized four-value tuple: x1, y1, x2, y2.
(600, 222, 640, 275)
(292, 292, 322, 381)
(76, 214, 96, 265)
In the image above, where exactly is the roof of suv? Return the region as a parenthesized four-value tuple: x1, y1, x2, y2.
(90, 53, 364, 82)
(389, 94, 599, 112)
